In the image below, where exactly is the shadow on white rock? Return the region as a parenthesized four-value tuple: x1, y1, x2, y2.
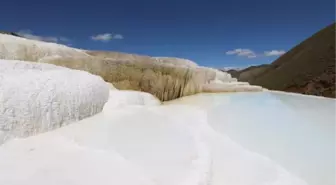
(103, 90, 161, 112)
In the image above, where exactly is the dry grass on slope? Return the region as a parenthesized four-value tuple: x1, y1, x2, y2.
(41, 57, 204, 101)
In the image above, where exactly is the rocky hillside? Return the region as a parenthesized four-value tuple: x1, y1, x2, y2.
(230, 64, 270, 82)
(224, 23, 335, 98)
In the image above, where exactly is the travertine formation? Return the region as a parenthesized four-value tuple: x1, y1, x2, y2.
(0, 33, 262, 102)
(0, 59, 109, 142)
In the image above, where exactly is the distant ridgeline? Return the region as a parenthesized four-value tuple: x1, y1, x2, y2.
(0, 31, 22, 38)
(223, 23, 336, 98)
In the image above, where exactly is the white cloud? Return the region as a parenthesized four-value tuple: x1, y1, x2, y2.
(113, 34, 124, 39)
(17, 30, 69, 43)
(221, 66, 247, 71)
(91, 33, 112, 42)
(91, 33, 124, 42)
(226, 49, 257, 59)
(226, 49, 287, 58)
(264, 50, 286, 56)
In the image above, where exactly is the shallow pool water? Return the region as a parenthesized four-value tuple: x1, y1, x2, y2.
(1, 91, 334, 185)
(169, 91, 336, 185)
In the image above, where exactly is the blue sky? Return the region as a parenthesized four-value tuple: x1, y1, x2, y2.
(0, 0, 334, 68)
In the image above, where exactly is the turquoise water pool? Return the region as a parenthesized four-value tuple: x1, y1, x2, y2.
(170, 91, 336, 185)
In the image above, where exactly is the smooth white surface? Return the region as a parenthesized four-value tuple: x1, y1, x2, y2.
(202, 82, 263, 92)
(0, 91, 312, 185)
(170, 91, 336, 185)
(0, 34, 88, 61)
(0, 59, 109, 142)
(103, 90, 161, 111)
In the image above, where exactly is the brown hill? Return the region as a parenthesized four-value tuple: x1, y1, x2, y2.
(225, 23, 335, 98)
(236, 64, 270, 82)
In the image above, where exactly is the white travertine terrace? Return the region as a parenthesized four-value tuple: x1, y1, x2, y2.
(0, 59, 109, 142)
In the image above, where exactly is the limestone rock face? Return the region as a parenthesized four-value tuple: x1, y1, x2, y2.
(153, 57, 199, 68)
(0, 59, 109, 142)
(0, 32, 263, 102)
(0, 34, 88, 61)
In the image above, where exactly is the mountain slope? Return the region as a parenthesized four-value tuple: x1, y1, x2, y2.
(226, 23, 335, 98)
(235, 64, 270, 82)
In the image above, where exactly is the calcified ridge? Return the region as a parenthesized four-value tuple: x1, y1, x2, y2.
(0, 33, 263, 101)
